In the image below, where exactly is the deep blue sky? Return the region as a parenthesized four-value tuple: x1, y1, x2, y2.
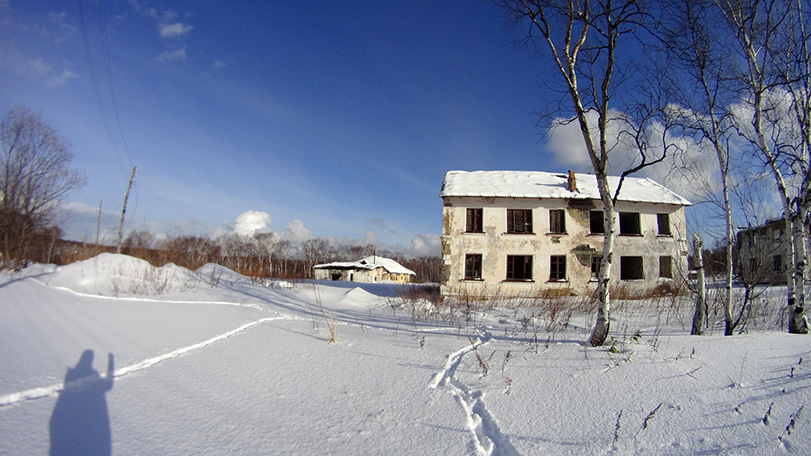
(0, 1, 614, 254)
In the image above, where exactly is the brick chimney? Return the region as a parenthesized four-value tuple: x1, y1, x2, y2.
(567, 170, 578, 192)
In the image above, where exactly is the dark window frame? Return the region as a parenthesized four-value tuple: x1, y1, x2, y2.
(590, 210, 604, 234)
(506, 255, 533, 281)
(550, 255, 567, 281)
(591, 255, 602, 280)
(657, 213, 671, 236)
(465, 208, 483, 233)
(464, 254, 483, 280)
(506, 209, 533, 234)
(619, 212, 642, 236)
(549, 209, 566, 234)
(659, 256, 673, 279)
(773, 255, 782, 273)
(620, 256, 645, 280)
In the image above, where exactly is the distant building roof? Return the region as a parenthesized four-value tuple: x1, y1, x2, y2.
(314, 255, 415, 275)
(440, 170, 691, 206)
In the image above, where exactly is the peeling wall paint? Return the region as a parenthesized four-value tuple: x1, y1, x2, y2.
(440, 196, 689, 297)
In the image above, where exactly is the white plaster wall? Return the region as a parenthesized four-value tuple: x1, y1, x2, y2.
(441, 196, 689, 297)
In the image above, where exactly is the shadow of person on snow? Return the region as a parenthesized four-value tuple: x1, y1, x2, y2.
(49, 350, 115, 456)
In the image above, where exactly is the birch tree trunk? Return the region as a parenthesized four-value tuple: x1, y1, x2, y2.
(692, 234, 706, 335)
(790, 210, 809, 333)
(589, 185, 616, 346)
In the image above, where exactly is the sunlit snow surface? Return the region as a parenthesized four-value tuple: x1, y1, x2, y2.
(1, 254, 809, 455)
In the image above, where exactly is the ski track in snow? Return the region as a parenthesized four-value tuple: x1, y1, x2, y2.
(429, 328, 520, 456)
(36, 279, 267, 310)
(0, 316, 286, 408)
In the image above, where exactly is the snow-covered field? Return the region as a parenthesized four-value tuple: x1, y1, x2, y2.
(1, 254, 809, 455)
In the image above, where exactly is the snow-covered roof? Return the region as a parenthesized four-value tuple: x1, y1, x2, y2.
(440, 170, 691, 206)
(314, 256, 416, 275)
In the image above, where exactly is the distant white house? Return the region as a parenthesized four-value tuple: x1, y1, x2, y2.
(440, 170, 691, 296)
(314, 256, 415, 283)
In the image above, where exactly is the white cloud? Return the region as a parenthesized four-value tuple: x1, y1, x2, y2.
(18, 57, 51, 75)
(47, 11, 77, 43)
(368, 217, 396, 233)
(46, 68, 78, 87)
(232, 210, 272, 237)
(545, 109, 632, 174)
(159, 22, 192, 38)
(544, 107, 724, 202)
(58, 201, 121, 243)
(410, 233, 441, 257)
(363, 230, 378, 245)
(282, 219, 312, 244)
(212, 60, 226, 69)
(156, 47, 187, 62)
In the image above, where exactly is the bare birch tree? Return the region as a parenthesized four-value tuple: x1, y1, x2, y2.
(717, 0, 809, 333)
(503, 0, 671, 346)
(662, 1, 739, 334)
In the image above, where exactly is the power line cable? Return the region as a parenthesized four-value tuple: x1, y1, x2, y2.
(77, 0, 127, 173)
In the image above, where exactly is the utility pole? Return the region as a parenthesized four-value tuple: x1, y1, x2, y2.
(117, 166, 136, 254)
(95, 199, 102, 245)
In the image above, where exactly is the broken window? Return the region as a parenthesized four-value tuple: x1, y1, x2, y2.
(549, 209, 566, 234)
(506, 255, 533, 281)
(550, 255, 567, 281)
(465, 254, 482, 280)
(466, 208, 483, 233)
(507, 209, 533, 234)
(619, 212, 641, 235)
(620, 256, 644, 280)
(590, 210, 604, 234)
(659, 256, 672, 279)
(657, 213, 671, 236)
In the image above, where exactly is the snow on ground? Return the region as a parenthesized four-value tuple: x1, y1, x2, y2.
(1, 254, 810, 454)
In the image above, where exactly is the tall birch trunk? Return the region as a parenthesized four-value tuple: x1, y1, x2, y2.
(589, 187, 616, 346)
(790, 210, 809, 333)
(692, 234, 706, 335)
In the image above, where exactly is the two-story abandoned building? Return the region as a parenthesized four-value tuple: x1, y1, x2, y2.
(735, 218, 810, 284)
(440, 170, 691, 297)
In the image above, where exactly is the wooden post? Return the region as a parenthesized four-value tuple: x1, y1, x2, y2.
(117, 167, 136, 254)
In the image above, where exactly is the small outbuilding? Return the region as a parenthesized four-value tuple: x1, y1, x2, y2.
(314, 255, 415, 283)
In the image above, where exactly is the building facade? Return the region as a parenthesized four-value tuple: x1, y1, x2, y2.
(440, 171, 691, 297)
(735, 219, 810, 284)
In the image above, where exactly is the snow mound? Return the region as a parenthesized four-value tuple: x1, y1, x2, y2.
(42, 253, 200, 297)
(0, 262, 59, 285)
(195, 263, 250, 286)
(338, 287, 381, 307)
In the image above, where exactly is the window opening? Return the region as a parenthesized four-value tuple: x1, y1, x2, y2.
(506, 255, 533, 281)
(619, 212, 641, 235)
(507, 209, 533, 234)
(659, 256, 672, 278)
(550, 255, 567, 281)
(466, 208, 483, 233)
(620, 256, 644, 280)
(465, 254, 483, 280)
(657, 213, 671, 236)
(590, 210, 604, 234)
(549, 209, 566, 234)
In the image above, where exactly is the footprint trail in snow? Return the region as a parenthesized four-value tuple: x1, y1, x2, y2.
(429, 328, 520, 456)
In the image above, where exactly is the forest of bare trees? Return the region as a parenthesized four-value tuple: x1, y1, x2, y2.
(51, 231, 443, 284)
